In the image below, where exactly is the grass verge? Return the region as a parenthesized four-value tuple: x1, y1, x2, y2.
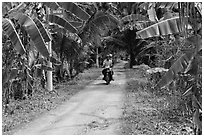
(120, 67, 193, 135)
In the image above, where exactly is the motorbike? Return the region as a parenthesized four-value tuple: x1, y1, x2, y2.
(104, 68, 112, 85)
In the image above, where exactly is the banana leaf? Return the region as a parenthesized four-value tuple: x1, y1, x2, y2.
(156, 34, 201, 89)
(156, 51, 194, 88)
(63, 10, 82, 23)
(48, 14, 77, 33)
(2, 18, 26, 55)
(69, 21, 83, 28)
(136, 16, 183, 39)
(57, 2, 90, 21)
(33, 18, 51, 42)
(13, 13, 49, 58)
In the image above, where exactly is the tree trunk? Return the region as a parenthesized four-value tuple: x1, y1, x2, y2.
(129, 51, 135, 68)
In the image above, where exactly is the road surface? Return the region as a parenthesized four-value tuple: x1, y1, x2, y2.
(14, 61, 127, 135)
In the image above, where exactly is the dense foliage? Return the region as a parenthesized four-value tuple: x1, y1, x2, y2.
(2, 2, 202, 135)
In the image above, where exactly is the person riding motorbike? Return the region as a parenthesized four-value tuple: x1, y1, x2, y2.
(102, 54, 114, 81)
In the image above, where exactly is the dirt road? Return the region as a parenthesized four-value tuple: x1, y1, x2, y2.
(14, 61, 126, 135)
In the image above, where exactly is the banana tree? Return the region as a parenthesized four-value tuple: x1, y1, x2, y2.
(2, 2, 54, 105)
(106, 2, 160, 68)
(136, 2, 202, 135)
(2, 2, 89, 102)
(44, 2, 119, 68)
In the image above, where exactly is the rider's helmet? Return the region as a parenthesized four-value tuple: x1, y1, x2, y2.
(109, 54, 112, 57)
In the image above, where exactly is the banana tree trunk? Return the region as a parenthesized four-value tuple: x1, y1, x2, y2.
(47, 41, 53, 91)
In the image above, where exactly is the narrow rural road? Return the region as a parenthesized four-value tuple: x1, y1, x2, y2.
(14, 61, 127, 135)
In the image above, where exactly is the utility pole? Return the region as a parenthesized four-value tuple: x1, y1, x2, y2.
(46, 7, 53, 91)
(47, 41, 53, 91)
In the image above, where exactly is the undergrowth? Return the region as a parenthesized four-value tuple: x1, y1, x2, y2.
(121, 67, 193, 135)
(2, 67, 101, 135)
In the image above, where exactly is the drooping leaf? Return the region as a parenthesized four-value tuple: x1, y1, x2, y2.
(43, 2, 59, 10)
(13, 13, 49, 58)
(156, 52, 194, 88)
(57, 2, 90, 21)
(33, 18, 51, 42)
(48, 14, 77, 33)
(136, 16, 184, 39)
(2, 18, 26, 55)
